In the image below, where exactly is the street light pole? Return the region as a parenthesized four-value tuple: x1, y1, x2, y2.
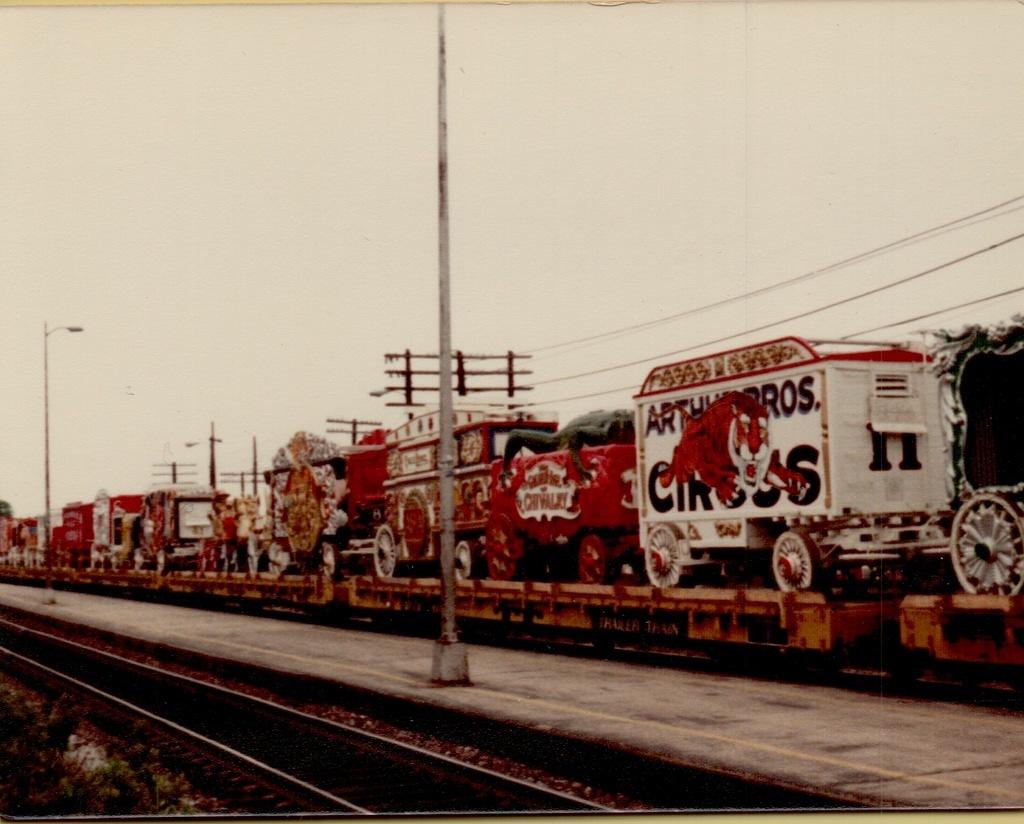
(431, 2, 469, 685)
(43, 321, 83, 605)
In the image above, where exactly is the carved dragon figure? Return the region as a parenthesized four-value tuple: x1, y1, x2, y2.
(501, 409, 635, 484)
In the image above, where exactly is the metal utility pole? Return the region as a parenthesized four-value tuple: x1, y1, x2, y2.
(42, 322, 83, 605)
(431, 2, 469, 686)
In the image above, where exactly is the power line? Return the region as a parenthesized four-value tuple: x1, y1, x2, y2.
(841, 284, 1024, 340)
(537, 201, 1024, 364)
(518, 383, 637, 409)
(523, 283, 1024, 409)
(526, 192, 1024, 357)
(530, 230, 1024, 388)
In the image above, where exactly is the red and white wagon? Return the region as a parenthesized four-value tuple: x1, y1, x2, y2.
(635, 337, 948, 591)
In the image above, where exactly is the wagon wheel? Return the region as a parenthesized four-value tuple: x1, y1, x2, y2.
(772, 529, 820, 592)
(453, 540, 474, 582)
(644, 524, 685, 588)
(772, 529, 819, 592)
(373, 525, 398, 578)
(950, 492, 1024, 596)
(577, 534, 609, 584)
(485, 514, 524, 581)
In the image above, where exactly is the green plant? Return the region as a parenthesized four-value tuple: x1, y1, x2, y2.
(0, 683, 197, 816)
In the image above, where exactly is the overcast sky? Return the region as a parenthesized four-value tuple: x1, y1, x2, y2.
(2, 1, 1023, 516)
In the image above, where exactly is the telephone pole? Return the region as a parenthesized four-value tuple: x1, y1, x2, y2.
(381, 350, 532, 407)
(152, 462, 197, 484)
(186, 422, 222, 489)
(221, 437, 263, 497)
(326, 418, 383, 444)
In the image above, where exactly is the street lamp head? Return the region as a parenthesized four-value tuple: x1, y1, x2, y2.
(45, 324, 85, 337)
(184, 441, 200, 448)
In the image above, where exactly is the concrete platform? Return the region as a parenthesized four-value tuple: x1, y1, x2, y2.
(0, 582, 1021, 810)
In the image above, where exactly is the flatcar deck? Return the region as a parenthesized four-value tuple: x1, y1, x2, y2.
(0, 567, 893, 656)
(1, 581, 1022, 809)
(0, 566, 333, 606)
(901, 593, 1024, 669)
(344, 576, 892, 655)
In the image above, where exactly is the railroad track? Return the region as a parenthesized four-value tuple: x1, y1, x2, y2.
(0, 618, 606, 815)
(0, 650, 327, 814)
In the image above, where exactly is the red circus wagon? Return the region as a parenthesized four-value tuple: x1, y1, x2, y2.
(90, 490, 144, 569)
(484, 410, 640, 583)
(372, 409, 557, 579)
(58, 501, 94, 569)
(0, 515, 12, 565)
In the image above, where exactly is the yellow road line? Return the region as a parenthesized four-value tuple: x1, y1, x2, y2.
(678, 664, 1024, 734)
(466, 687, 1024, 802)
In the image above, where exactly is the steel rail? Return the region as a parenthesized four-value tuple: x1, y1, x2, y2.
(0, 618, 608, 814)
(0, 643, 369, 814)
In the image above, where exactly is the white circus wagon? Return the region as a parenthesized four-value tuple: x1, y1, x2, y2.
(635, 336, 949, 592)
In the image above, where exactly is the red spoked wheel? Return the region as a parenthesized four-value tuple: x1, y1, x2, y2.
(771, 529, 820, 592)
(644, 524, 685, 588)
(485, 514, 524, 581)
(577, 534, 608, 584)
